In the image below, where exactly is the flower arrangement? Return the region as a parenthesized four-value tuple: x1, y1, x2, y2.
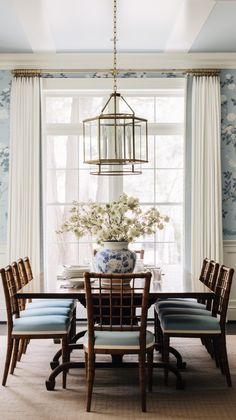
(57, 193, 169, 244)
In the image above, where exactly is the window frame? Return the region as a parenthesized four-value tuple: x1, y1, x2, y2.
(42, 77, 187, 269)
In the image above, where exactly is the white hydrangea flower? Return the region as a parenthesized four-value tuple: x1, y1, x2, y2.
(57, 193, 169, 243)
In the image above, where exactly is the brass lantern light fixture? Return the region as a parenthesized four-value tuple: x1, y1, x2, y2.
(83, 0, 148, 175)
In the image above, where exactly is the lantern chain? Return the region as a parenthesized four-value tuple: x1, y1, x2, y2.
(113, 0, 117, 93)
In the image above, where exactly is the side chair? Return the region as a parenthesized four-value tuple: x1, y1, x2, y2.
(160, 265, 234, 386)
(154, 259, 219, 343)
(83, 271, 154, 412)
(0, 265, 72, 388)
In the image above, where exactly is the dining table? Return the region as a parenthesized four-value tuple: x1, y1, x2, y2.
(16, 265, 214, 391)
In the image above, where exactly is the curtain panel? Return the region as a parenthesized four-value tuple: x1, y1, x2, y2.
(7, 76, 41, 275)
(191, 75, 223, 278)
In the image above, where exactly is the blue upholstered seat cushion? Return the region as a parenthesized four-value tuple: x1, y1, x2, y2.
(21, 306, 72, 318)
(35, 298, 76, 305)
(158, 307, 211, 318)
(160, 314, 221, 334)
(13, 315, 71, 334)
(83, 330, 155, 350)
(157, 298, 197, 302)
(155, 300, 206, 314)
(26, 300, 75, 309)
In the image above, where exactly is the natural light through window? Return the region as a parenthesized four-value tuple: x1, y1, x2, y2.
(42, 78, 186, 280)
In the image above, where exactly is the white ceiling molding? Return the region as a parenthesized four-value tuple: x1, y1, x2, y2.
(11, 0, 56, 53)
(2, 52, 236, 70)
(165, 0, 216, 52)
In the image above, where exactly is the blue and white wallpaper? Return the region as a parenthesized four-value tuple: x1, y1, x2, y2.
(1, 69, 236, 241)
(221, 70, 236, 238)
(0, 71, 11, 243)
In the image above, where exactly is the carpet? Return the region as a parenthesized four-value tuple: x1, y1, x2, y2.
(0, 333, 236, 420)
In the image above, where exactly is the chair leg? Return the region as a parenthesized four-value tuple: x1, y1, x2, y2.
(70, 308, 77, 342)
(10, 338, 19, 374)
(17, 338, 24, 361)
(163, 334, 170, 385)
(62, 336, 69, 389)
(202, 337, 214, 359)
(212, 337, 221, 369)
(154, 309, 158, 344)
(139, 352, 146, 412)
(147, 348, 153, 392)
(154, 310, 162, 351)
(2, 337, 14, 386)
(84, 352, 88, 380)
(219, 335, 232, 387)
(86, 352, 95, 412)
(23, 339, 29, 354)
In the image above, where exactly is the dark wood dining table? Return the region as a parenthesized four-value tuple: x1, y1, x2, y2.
(16, 266, 214, 391)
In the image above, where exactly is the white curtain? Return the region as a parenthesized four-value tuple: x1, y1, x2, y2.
(191, 75, 223, 278)
(8, 76, 41, 275)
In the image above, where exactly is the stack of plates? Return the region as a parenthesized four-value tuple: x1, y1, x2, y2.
(62, 265, 90, 279)
(101, 278, 131, 287)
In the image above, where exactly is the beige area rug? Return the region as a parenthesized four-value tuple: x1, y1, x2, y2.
(0, 332, 236, 420)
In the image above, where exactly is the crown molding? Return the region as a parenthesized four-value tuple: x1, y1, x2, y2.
(1, 52, 236, 70)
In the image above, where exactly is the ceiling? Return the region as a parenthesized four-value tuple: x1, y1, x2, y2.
(1, 0, 236, 55)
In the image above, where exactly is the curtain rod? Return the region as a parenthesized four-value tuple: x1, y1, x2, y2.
(12, 68, 220, 77)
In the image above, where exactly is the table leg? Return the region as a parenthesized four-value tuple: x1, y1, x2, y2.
(45, 359, 185, 391)
(50, 330, 87, 370)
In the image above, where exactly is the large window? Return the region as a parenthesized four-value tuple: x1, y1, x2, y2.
(42, 78, 186, 279)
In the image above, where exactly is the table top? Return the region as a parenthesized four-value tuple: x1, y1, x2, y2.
(16, 266, 214, 301)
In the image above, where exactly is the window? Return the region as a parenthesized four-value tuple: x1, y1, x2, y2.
(42, 78, 186, 280)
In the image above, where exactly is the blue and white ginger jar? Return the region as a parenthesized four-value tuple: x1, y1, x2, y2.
(95, 241, 136, 273)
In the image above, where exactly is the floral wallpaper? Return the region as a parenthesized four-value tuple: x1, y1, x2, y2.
(221, 70, 236, 238)
(1, 69, 236, 242)
(0, 71, 11, 243)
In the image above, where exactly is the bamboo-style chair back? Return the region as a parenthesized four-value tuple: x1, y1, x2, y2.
(198, 259, 219, 309)
(23, 257, 33, 281)
(18, 257, 33, 303)
(11, 261, 26, 310)
(199, 258, 211, 284)
(212, 265, 234, 324)
(84, 272, 152, 340)
(17, 258, 28, 286)
(0, 266, 19, 329)
(205, 260, 220, 291)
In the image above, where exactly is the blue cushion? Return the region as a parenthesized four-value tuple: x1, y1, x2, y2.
(157, 298, 197, 302)
(83, 330, 155, 350)
(158, 307, 211, 318)
(155, 300, 206, 314)
(160, 314, 221, 334)
(26, 300, 75, 309)
(162, 298, 197, 302)
(36, 298, 76, 305)
(13, 315, 71, 334)
(21, 307, 72, 318)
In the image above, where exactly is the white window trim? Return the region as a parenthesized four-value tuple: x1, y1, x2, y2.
(42, 77, 186, 267)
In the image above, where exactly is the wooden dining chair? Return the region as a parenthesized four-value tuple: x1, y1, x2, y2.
(11, 260, 76, 363)
(154, 259, 219, 344)
(160, 265, 234, 386)
(83, 271, 154, 412)
(155, 260, 220, 359)
(0, 265, 72, 388)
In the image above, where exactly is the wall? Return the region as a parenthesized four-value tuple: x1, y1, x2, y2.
(1, 70, 236, 319)
(0, 71, 11, 320)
